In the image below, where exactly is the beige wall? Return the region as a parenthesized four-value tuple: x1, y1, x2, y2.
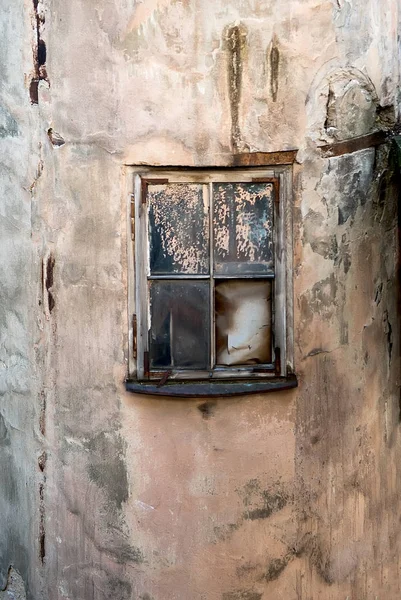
(0, 0, 400, 598)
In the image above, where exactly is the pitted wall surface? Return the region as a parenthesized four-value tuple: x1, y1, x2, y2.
(0, 0, 400, 599)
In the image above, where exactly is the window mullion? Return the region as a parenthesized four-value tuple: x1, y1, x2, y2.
(209, 182, 215, 372)
(274, 172, 286, 376)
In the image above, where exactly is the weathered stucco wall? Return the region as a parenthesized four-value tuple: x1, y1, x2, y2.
(1, 0, 401, 598)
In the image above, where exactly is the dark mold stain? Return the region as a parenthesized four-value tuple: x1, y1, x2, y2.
(111, 544, 144, 565)
(269, 35, 279, 102)
(85, 431, 129, 510)
(240, 479, 288, 521)
(140, 594, 155, 600)
(263, 554, 291, 582)
(222, 591, 262, 600)
(295, 533, 336, 585)
(225, 24, 247, 152)
(299, 274, 338, 327)
(107, 576, 132, 600)
(45, 254, 55, 313)
(243, 489, 287, 521)
(198, 401, 216, 419)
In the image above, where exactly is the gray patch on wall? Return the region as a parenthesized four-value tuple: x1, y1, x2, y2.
(317, 149, 375, 226)
(0, 568, 26, 600)
(0, 106, 19, 138)
(85, 431, 129, 510)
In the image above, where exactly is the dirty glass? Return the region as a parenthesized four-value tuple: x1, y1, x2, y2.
(213, 183, 274, 275)
(148, 183, 209, 275)
(215, 279, 272, 365)
(149, 280, 210, 369)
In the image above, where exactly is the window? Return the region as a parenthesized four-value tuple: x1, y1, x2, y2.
(126, 167, 296, 397)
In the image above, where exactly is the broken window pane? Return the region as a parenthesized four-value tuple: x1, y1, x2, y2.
(148, 183, 209, 275)
(149, 280, 210, 369)
(215, 280, 272, 365)
(213, 183, 274, 275)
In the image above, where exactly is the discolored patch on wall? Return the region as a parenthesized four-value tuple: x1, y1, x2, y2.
(198, 401, 217, 419)
(238, 479, 288, 521)
(105, 576, 132, 599)
(299, 274, 338, 325)
(213, 522, 240, 543)
(85, 431, 129, 510)
(0, 106, 19, 138)
(317, 150, 375, 226)
(302, 209, 338, 261)
(263, 553, 293, 582)
(224, 23, 248, 152)
(0, 567, 27, 600)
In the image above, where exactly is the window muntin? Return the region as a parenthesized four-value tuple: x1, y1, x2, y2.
(130, 168, 292, 385)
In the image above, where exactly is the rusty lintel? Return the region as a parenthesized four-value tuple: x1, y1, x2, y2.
(232, 150, 297, 167)
(319, 130, 389, 158)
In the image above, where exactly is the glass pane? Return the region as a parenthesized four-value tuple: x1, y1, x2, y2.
(148, 183, 209, 275)
(149, 280, 210, 369)
(213, 182, 274, 274)
(215, 280, 272, 365)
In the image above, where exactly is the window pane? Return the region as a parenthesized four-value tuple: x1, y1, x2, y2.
(148, 183, 209, 275)
(149, 280, 210, 369)
(213, 182, 274, 275)
(215, 280, 272, 365)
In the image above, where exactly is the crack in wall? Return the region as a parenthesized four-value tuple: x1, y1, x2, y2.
(30, 0, 49, 104)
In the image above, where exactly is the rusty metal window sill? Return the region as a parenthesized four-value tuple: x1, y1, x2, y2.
(125, 374, 297, 397)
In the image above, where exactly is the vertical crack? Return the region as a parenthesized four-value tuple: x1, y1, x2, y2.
(30, 0, 49, 104)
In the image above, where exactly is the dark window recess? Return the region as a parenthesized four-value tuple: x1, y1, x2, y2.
(127, 169, 295, 397)
(149, 280, 210, 370)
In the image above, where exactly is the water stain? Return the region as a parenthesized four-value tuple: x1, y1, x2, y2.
(225, 24, 247, 152)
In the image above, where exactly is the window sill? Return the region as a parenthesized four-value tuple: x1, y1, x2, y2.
(125, 374, 297, 397)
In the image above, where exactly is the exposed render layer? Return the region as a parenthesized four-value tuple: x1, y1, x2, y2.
(0, 0, 400, 599)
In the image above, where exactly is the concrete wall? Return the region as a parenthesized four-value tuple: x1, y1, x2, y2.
(1, 0, 400, 598)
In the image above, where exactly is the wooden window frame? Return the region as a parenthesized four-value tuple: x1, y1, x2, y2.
(126, 166, 296, 397)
